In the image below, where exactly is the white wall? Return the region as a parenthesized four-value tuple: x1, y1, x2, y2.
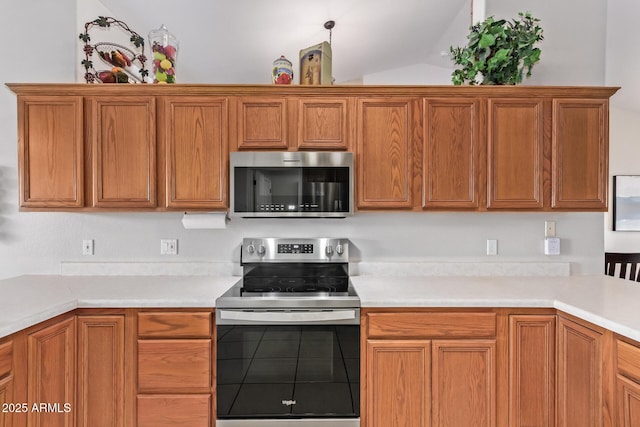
(0, 0, 613, 279)
(603, 0, 640, 251)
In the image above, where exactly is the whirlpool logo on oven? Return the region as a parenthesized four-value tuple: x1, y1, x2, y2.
(281, 400, 297, 406)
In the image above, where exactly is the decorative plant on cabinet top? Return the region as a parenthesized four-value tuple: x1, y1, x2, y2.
(450, 11, 544, 85)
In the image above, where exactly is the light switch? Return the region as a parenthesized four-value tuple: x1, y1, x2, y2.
(486, 239, 498, 256)
(82, 239, 94, 256)
(545, 221, 556, 238)
(544, 237, 560, 255)
(161, 239, 178, 255)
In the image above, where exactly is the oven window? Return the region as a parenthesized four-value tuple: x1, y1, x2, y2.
(233, 167, 350, 213)
(216, 324, 360, 419)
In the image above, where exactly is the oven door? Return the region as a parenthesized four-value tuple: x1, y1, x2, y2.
(216, 309, 360, 426)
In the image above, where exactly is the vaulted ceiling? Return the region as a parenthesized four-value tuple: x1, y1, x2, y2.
(100, 0, 471, 84)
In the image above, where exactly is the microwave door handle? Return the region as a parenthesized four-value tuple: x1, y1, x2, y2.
(218, 309, 357, 324)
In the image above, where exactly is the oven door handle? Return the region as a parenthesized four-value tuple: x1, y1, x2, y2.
(218, 309, 358, 324)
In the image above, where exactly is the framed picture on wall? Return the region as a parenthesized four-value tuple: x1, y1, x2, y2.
(613, 175, 640, 231)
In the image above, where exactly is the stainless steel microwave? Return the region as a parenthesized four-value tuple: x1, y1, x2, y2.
(230, 151, 354, 218)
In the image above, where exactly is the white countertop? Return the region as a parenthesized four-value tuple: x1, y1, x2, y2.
(1, 274, 640, 342)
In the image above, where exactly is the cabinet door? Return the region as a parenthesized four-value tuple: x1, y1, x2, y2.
(27, 316, 75, 427)
(617, 375, 640, 427)
(432, 340, 496, 427)
(423, 98, 480, 209)
(0, 375, 13, 427)
(235, 97, 288, 150)
(164, 97, 228, 209)
(556, 316, 603, 427)
(552, 99, 608, 209)
(365, 340, 430, 427)
(296, 98, 350, 150)
(76, 316, 125, 427)
(91, 96, 156, 208)
(488, 99, 544, 209)
(509, 315, 555, 427)
(357, 98, 416, 209)
(17, 96, 84, 208)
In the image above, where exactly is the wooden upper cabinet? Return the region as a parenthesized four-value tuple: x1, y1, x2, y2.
(357, 98, 416, 209)
(295, 98, 350, 150)
(552, 99, 608, 210)
(488, 99, 544, 209)
(17, 96, 84, 208)
(163, 97, 228, 209)
(91, 96, 157, 208)
(423, 98, 480, 209)
(235, 97, 288, 150)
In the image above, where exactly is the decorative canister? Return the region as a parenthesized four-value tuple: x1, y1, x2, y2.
(148, 24, 179, 84)
(272, 55, 294, 85)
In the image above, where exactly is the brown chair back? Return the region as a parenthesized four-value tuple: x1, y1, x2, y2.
(605, 252, 640, 281)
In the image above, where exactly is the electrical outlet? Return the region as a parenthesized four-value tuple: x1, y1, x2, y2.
(161, 239, 178, 255)
(544, 237, 560, 255)
(486, 239, 498, 256)
(82, 239, 94, 256)
(545, 220, 556, 238)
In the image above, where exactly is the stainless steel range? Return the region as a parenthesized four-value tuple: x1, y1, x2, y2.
(216, 238, 360, 427)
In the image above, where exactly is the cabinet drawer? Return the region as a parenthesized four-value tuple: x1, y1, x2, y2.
(0, 341, 11, 378)
(138, 339, 211, 391)
(138, 312, 211, 338)
(137, 394, 211, 427)
(618, 339, 640, 382)
(366, 312, 496, 338)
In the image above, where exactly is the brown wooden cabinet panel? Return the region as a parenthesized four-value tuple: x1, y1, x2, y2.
(296, 98, 350, 150)
(366, 311, 496, 339)
(557, 316, 603, 427)
(76, 316, 124, 427)
(17, 96, 84, 208)
(488, 99, 544, 209)
(138, 312, 212, 338)
(552, 99, 608, 209)
(617, 374, 640, 427)
(138, 339, 211, 392)
(365, 340, 430, 427)
(356, 98, 416, 209)
(432, 340, 496, 427)
(91, 96, 156, 207)
(236, 97, 288, 150)
(509, 315, 555, 427)
(0, 375, 13, 427)
(423, 98, 480, 209)
(27, 316, 75, 427)
(0, 342, 11, 379)
(164, 97, 228, 209)
(137, 394, 211, 427)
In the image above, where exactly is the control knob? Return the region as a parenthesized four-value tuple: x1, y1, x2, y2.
(246, 243, 256, 254)
(257, 245, 266, 256)
(336, 244, 344, 255)
(325, 245, 334, 256)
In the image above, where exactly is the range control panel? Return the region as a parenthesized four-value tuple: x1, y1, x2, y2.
(241, 238, 348, 263)
(277, 243, 314, 254)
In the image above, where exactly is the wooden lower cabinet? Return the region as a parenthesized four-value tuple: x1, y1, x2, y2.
(509, 315, 556, 427)
(76, 315, 125, 427)
(27, 316, 75, 427)
(365, 340, 430, 427)
(0, 375, 13, 427)
(617, 375, 640, 427)
(556, 316, 605, 427)
(432, 340, 496, 427)
(137, 394, 211, 427)
(136, 311, 214, 427)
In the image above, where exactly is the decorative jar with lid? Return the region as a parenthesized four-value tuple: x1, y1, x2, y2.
(272, 55, 293, 84)
(148, 24, 179, 83)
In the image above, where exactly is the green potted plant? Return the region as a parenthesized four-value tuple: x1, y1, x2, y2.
(450, 11, 544, 85)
